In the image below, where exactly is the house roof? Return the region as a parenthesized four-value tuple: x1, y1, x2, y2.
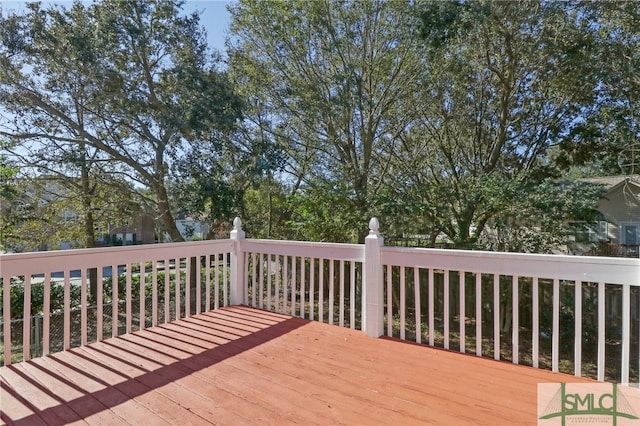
(578, 174, 640, 192)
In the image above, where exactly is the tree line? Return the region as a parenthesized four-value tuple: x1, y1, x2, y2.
(1, 0, 637, 252)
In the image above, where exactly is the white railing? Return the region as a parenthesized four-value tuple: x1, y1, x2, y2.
(234, 218, 639, 385)
(1, 239, 234, 365)
(241, 238, 364, 327)
(1, 217, 638, 386)
(379, 245, 640, 385)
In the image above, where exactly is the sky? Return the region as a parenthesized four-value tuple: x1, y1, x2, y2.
(179, 1, 234, 55)
(0, 0, 234, 55)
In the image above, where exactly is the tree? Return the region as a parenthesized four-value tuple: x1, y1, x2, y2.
(240, 178, 290, 240)
(557, 1, 640, 176)
(0, 0, 242, 244)
(228, 0, 425, 242)
(387, 1, 605, 249)
(0, 139, 21, 251)
(0, 171, 140, 253)
(168, 140, 245, 239)
(5, 132, 144, 249)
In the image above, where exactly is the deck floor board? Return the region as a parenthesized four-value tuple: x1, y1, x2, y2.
(1, 306, 594, 425)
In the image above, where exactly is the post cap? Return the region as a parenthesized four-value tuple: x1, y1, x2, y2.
(369, 217, 380, 235)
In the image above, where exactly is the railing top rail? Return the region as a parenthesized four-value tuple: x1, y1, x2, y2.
(0, 239, 234, 277)
(240, 239, 365, 261)
(2, 235, 636, 284)
(380, 246, 640, 285)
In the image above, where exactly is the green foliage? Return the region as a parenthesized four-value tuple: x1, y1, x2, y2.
(476, 179, 606, 253)
(0, 139, 20, 250)
(227, 0, 625, 247)
(556, 2, 640, 175)
(286, 182, 365, 243)
(101, 269, 198, 300)
(0, 173, 142, 252)
(169, 142, 246, 238)
(240, 177, 290, 239)
(229, 0, 425, 241)
(0, 140, 17, 200)
(4, 179, 81, 252)
(1, 0, 635, 253)
(379, 1, 610, 249)
(380, 168, 606, 252)
(4, 263, 224, 320)
(418, 0, 490, 49)
(0, 0, 243, 245)
(7, 280, 82, 319)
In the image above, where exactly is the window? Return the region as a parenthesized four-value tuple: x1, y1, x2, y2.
(621, 223, 640, 256)
(125, 233, 135, 245)
(572, 220, 608, 243)
(622, 223, 639, 245)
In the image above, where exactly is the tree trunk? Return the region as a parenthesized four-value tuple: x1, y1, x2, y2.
(156, 183, 184, 243)
(79, 140, 99, 302)
(155, 180, 197, 290)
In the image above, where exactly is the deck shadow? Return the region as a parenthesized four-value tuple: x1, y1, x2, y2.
(1, 306, 310, 425)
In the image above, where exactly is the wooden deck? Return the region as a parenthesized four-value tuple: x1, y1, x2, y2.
(1, 306, 594, 425)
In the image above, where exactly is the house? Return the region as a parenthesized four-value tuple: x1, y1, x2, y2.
(175, 216, 210, 240)
(100, 212, 157, 245)
(575, 174, 640, 256)
(2, 175, 159, 250)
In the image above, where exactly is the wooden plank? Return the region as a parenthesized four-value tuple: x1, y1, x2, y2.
(318, 258, 324, 322)
(513, 275, 519, 364)
(400, 266, 405, 340)
(23, 275, 32, 361)
(532, 277, 539, 368)
(43, 272, 51, 356)
(415, 267, 421, 344)
(552, 278, 560, 372)
(597, 281, 605, 381)
(622, 284, 631, 384)
(459, 271, 465, 352)
(64, 272, 71, 350)
(428, 268, 434, 346)
(444, 269, 449, 350)
(0, 306, 600, 426)
(574, 280, 582, 376)
(476, 272, 482, 357)
(112, 264, 118, 338)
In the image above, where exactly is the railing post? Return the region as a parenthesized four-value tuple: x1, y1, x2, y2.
(363, 217, 384, 337)
(230, 217, 246, 305)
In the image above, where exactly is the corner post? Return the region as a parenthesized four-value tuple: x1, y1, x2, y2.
(363, 217, 384, 337)
(230, 217, 246, 305)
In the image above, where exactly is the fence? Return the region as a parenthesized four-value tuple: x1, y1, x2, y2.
(1, 240, 234, 365)
(236, 218, 639, 385)
(1, 218, 639, 385)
